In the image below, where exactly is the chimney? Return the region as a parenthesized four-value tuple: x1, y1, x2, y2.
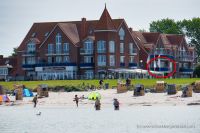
(0, 55, 3, 60)
(129, 27, 133, 32)
(81, 18, 86, 40)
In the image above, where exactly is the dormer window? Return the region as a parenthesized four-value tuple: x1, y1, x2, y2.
(119, 28, 125, 41)
(27, 42, 36, 52)
(45, 32, 49, 37)
(31, 32, 36, 37)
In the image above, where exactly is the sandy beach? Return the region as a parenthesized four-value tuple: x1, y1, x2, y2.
(5, 89, 200, 108)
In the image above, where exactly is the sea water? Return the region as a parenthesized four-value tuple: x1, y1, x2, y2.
(0, 105, 199, 133)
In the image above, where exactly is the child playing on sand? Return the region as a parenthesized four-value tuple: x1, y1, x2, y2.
(95, 97, 101, 110)
(113, 98, 119, 110)
(32, 95, 38, 108)
(74, 95, 79, 107)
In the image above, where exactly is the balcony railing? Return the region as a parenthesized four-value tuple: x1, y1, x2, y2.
(120, 63, 125, 67)
(179, 68, 193, 73)
(150, 54, 174, 59)
(150, 67, 169, 72)
(80, 49, 93, 54)
(178, 56, 194, 62)
(80, 63, 94, 68)
(129, 63, 137, 67)
(97, 49, 106, 53)
(35, 62, 77, 67)
(46, 50, 69, 55)
(22, 51, 36, 56)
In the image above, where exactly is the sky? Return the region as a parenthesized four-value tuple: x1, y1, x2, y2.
(0, 0, 200, 57)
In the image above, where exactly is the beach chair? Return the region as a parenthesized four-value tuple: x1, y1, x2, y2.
(117, 83, 127, 93)
(0, 85, 4, 95)
(193, 81, 200, 93)
(37, 84, 49, 98)
(167, 84, 177, 95)
(134, 84, 145, 96)
(13, 84, 23, 100)
(155, 81, 166, 93)
(182, 85, 192, 97)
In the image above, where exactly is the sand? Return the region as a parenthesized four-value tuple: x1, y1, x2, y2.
(5, 89, 200, 108)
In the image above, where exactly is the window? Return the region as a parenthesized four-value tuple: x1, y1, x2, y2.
(56, 33, 62, 54)
(63, 43, 69, 53)
(0, 68, 8, 75)
(83, 40, 93, 54)
(48, 57, 52, 63)
(119, 28, 125, 40)
(97, 40, 106, 53)
(63, 56, 70, 63)
(98, 55, 106, 66)
(84, 56, 93, 63)
(120, 56, 125, 63)
(45, 32, 49, 37)
(109, 55, 115, 66)
(31, 32, 36, 37)
(85, 70, 94, 79)
(120, 43, 124, 53)
(48, 44, 54, 54)
(129, 56, 135, 63)
(56, 56, 62, 63)
(109, 41, 115, 53)
(129, 43, 136, 54)
(27, 57, 35, 64)
(27, 42, 36, 52)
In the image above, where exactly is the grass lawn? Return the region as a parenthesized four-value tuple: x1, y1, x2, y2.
(0, 78, 200, 90)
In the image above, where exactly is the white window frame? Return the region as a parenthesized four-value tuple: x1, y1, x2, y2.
(97, 40, 106, 53)
(98, 55, 106, 66)
(120, 43, 124, 53)
(109, 55, 115, 66)
(109, 41, 115, 53)
(63, 43, 69, 53)
(120, 56, 125, 63)
(119, 27, 125, 41)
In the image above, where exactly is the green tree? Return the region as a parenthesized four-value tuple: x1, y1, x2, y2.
(149, 18, 182, 34)
(194, 64, 200, 78)
(10, 47, 18, 57)
(181, 18, 200, 58)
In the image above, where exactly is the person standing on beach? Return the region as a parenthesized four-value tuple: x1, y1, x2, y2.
(113, 98, 119, 110)
(74, 95, 79, 107)
(95, 97, 101, 110)
(32, 95, 38, 108)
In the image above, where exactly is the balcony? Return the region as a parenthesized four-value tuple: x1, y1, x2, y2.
(22, 64, 35, 70)
(120, 63, 125, 67)
(150, 67, 169, 72)
(129, 49, 137, 55)
(129, 63, 137, 68)
(35, 63, 77, 67)
(80, 63, 94, 68)
(178, 56, 194, 62)
(179, 68, 193, 73)
(22, 51, 36, 57)
(150, 54, 174, 59)
(46, 50, 69, 56)
(97, 49, 106, 53)
(80, 49, 93, 55)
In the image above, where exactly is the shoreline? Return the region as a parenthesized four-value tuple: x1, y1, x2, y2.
(2, 89, 200, 108)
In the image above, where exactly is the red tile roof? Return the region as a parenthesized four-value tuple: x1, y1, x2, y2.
(58, 23, 80, 45)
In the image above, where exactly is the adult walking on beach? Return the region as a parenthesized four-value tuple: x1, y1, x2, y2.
(113, 98, 119, 110)
(95, 97, 101, 110)
(32, 95, 38, 108)
(74, 95, 79, 107)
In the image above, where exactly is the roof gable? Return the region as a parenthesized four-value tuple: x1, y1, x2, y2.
(95, 6, 116, 30)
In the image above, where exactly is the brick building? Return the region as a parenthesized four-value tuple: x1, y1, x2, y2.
(0, 6, 195, 80)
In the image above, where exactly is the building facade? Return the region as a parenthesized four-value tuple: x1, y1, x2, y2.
(0, 6, 195, 80)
